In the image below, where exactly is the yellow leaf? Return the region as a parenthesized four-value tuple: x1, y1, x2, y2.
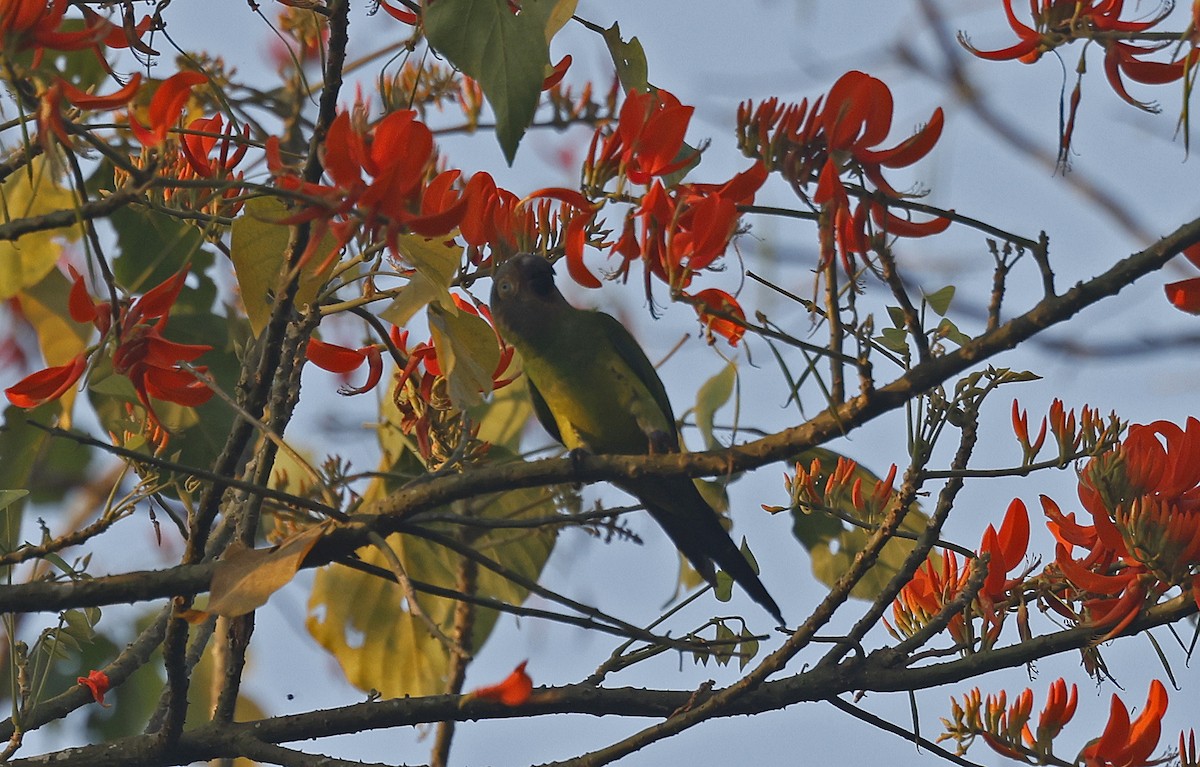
(379, 234, 462, 326)
(544, 0, 579, 41)
(427, 302, 500, 410)
(477, 375, 533, 452)
(229, 197, 335, 335)
(0, 157, 83, 300)
(206, 523, 328, 618)
(17, 270, 92, 366)
(308, 438, 558, 698)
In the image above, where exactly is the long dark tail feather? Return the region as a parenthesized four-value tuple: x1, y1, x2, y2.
(623, 478, 785, 625)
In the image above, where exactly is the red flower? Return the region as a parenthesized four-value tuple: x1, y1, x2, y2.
(586, 88, 696, 187)
(688, 288, 747, 346)
(979, 498, 1031, 607)
(131, 71, 209, 147)
(959, 1, 1191, 156)
(1033, 678, 1078, 749)
(611, 161, 767, 301)
(468, 661, 532, 706)
(1042, 416, 1200, 637)
(890, 497, 1029, 647)
(76, 669, 111, 707)
(37, 73, 144, 150)
(0, 0, 109, 64)
(268, 109, 482, 267)
(738, 72, 948, 273)
(1011, 399, 1048, 462)
(1080, 680, 1169, 767)
(959, 0, 1173, 65)
(6, 268, 216, 429)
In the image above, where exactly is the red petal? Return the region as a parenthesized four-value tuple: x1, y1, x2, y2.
(565, 215, 600, 288)
(4, 356, 87, 408)
(377, 0, 418, 23)
(869, 203, 951, 238)
(1168, 278, 1200, 312)
(859, 107, 944, 169)
(542, 54, 571, 90)
(57, 73, 142, 110)
(322, 112, 362, 188)
(1123, 680, 1168, 766)
(996, 497, 1030, 570)
(523, 186, 593, 211)
(67, 268, 99, 324)
(135, 270, 188, 320)
(470, 661, 532, 706)
(142, 366, 213, 406)
(306, 337, 366, 374)
(76, 670, 111, 707)
(690, 287, 746, 345)
(340, 345, 384, 395)
(146, 71, 207, 145)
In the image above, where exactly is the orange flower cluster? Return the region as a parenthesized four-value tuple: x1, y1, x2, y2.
(267, 109, 594, 273)
(889, 498, 1030, 649)
(960, 1, 1198, 157)
(943, 678, 1174, 767)
(770, 452, 900, 521)
(586, 88, 768, 345)
(1043, 417, 1200, 638)
(4, 268, 212, 431)
(962, 0, 1192, 106)
(0, 0, 167, 152)
(737, 71, 948, 274)
(1, 0, 137, 62)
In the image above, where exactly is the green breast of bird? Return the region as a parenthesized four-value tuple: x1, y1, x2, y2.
(521, 350, 670, 455)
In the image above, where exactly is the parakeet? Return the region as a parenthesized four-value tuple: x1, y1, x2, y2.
(489, 253, 784, 624)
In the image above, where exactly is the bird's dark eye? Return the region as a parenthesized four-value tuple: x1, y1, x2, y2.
(496, 278, 514, 296)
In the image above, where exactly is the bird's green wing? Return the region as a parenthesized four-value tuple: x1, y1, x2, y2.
(525, 377, 563, 445)
(596, 312, 679, 445)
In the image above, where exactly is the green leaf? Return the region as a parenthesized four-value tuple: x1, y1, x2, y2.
(878, 327, 909, 354)
(543, 0, 578, 40)
(738, 628, 759, 670)
(714, 569, 733, 603)
(886, 305, 906, 329)
(935, 317, 971, 347)
(0, 490, 27, 513)
(924, 285, 955, 317)
(425, 0, 560, 163)
(694, 362, 736, 451)
(109, 203, 215, 295)
(229, 197, 336, 335)
(0, 403, 94, 549)
(602, 22, 649, 92)
(713, 622, 736, 666)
